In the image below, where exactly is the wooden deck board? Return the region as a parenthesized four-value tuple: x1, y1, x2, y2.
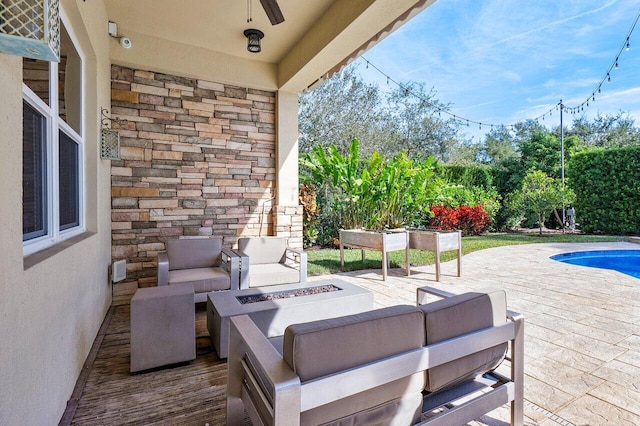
(69, 304, 241, 425)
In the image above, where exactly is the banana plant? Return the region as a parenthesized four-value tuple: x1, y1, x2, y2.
(302, 139, 439, 231)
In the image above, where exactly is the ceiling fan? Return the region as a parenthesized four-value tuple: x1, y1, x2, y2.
(259, 0, 285, 25)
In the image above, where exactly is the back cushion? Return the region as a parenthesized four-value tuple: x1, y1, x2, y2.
(238, 237, 286, 265)
(166, 237, 222, 270)
(419, 290, 508, 392)
(283, 305, 425, 382)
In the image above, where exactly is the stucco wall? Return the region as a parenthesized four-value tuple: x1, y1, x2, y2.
(0, 0, 112, 424)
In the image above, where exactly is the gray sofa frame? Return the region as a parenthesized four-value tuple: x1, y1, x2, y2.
(226, 287, 524, 426)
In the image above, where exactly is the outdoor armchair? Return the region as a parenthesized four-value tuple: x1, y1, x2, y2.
(235, 236, 307, 289)
(227, 288, 524, 426)
(157, 236, 241, 303)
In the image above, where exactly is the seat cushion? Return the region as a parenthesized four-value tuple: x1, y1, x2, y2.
(283, 305, 425, 425)
(167, 238, 222, 270)
(168, 267, 230, 293)
(238, 237, 286, 264)
(248, 263, 300, 287)
(419, 290, 508, 392)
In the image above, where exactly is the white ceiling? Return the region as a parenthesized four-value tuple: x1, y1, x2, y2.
(104, 0, 336, 64)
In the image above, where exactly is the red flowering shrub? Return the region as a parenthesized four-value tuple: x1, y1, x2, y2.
(428, 205, 490, 236)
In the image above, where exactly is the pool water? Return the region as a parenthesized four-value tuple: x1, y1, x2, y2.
(550, 250, 640, 279)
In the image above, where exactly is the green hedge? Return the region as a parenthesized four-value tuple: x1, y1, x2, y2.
(436, 164, 493, 189)
(567, 146, 640, 234)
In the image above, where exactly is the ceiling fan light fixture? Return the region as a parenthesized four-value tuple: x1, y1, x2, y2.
(244, 28, 264, 53)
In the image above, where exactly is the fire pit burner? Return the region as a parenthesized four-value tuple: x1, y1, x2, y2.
(236, 284, 341, 304)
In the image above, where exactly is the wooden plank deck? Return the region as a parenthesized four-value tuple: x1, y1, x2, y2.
(69, 304, 241, 425)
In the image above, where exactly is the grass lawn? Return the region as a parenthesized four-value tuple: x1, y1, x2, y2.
(306, 233, 629, 276)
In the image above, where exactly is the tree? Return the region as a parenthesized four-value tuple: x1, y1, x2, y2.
(520, 132, 560, 177)
(478, 125, 518, 164)
(298, 64, 464, 161)
(566, 113, 640, 147)
(509, 169, 574, 235)
(383, 82, 461, 161)
(298, 66, 390, 155)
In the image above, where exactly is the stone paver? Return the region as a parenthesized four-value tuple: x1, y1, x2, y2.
(310, 241, 640, 425)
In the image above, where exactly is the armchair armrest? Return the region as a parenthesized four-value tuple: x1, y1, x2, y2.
(416, 285, 456, 305)
(285, 247, 307, 282)
(221, 248, 241, 291)
(233, 249, 250, 290)
(157, 252, 169, 286)
(227, 315, 301, 426)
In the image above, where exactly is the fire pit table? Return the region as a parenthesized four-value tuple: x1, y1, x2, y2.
(207, 279, 373, 358)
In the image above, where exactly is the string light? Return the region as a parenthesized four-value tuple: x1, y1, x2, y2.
(357, 7, 639, 131)
(565, 8, 639, 112)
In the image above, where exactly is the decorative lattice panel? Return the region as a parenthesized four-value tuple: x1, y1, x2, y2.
(100, 129, 121, 160)
(0, 0, 60, 62)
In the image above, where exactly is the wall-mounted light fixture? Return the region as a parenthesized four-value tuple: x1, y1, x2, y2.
(0, 0, 60, 62)
(100, 108, 123, 160)
(244, 28, 263, 53)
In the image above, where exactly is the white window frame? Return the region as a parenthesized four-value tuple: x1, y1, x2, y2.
(22, 9, 86, 256)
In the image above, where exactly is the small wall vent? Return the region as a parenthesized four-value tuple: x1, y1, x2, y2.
(112, 259, 126, 283)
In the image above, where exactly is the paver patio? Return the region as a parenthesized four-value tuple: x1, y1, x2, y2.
(68, 242, 640, 425)
(326, 241, 640, 425)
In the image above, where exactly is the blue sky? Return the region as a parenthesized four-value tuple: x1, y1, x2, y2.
(358, 0, 640, 141)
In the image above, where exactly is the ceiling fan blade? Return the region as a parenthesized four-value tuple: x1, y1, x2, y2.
(259, 0, 285, 25)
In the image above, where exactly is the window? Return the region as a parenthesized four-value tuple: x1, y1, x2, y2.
(22, 103, 48, 240)
(22, 17, 85, 255)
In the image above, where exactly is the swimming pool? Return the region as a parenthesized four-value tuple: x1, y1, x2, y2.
(550, 250, 640, 279)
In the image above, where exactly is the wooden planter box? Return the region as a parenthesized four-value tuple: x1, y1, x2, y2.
(408, 230, 462, 281)
(339, 229, 409, 281)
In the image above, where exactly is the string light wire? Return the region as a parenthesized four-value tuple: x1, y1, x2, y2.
(359, 7, 640, 130)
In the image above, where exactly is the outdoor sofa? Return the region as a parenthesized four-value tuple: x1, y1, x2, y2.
(235, 236, 307, 289)
(157, 236, 241, 303)
(227, 287, 524, 425)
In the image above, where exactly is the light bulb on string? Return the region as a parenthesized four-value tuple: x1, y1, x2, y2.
(360, 11, 637, 138)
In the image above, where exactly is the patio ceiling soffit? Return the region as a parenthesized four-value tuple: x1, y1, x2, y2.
(278, 0, 436, 93)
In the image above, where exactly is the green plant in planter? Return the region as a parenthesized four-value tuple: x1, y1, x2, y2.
(302, 139, 439, 231)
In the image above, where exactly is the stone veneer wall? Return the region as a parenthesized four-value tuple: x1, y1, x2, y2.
(110, 65, 300, 304)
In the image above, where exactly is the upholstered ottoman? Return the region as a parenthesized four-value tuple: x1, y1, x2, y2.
(130, 283, 195, 373)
